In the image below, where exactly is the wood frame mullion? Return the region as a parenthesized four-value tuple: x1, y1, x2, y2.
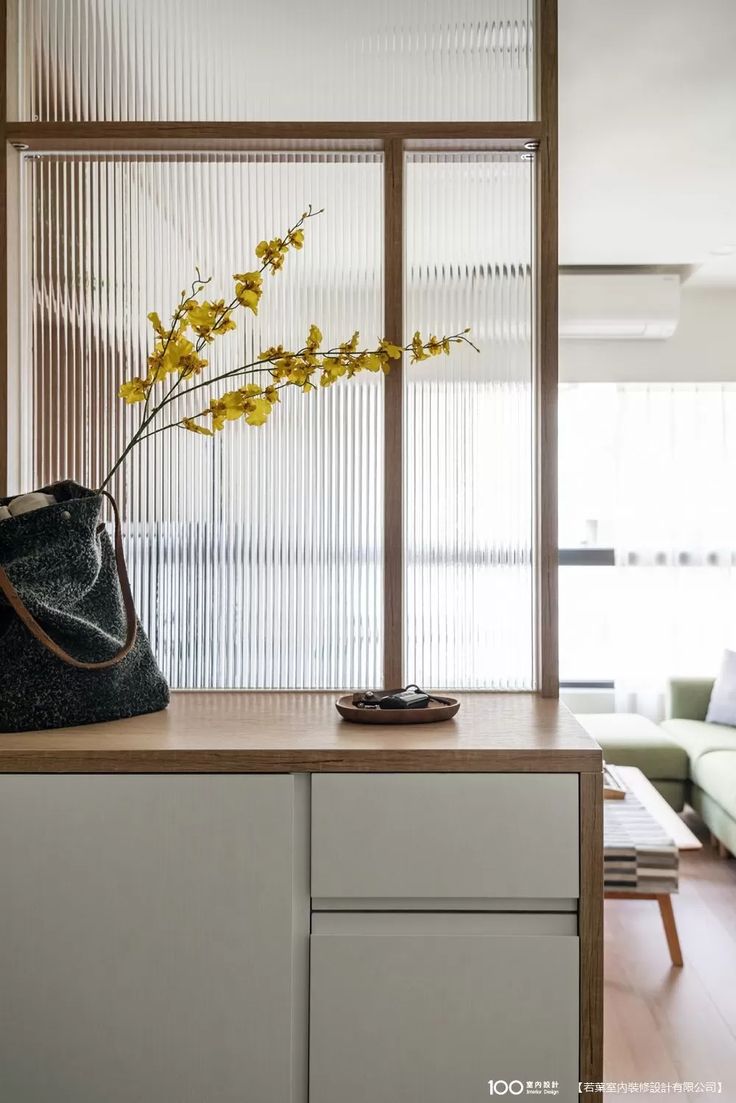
(5, 120, 543, 146)
(537, 0, 559, 698)
(383, 138, 404, 688)
(579, 769, 604, 1103)
(0, 0, 7, 498)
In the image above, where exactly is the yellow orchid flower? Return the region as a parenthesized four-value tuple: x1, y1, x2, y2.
(294, 363, 316, 388)
(207, 388, 275, 431)
(177, 349, 209, 379)
(339, 331, 360, 356)
(220, 391, 249, 418)
(411, 331, 430, 362)
(147, 311, 168, 339)
(118, 377, 149, 404)
(233, 271, 263, 314)
(426, 335, 447, 357)
(269, 352, 297, 381)
(255, 238, 288, 273)
(379, 338, 402, 360)
(260, 344, 287, 362)
(181, 417, 213, 436)
(243, 398, 272, 426)
(147, 334, 208, 381)
(270, 353, 318, 390)
(209, 390, 260, 428)
(359, 353, 386, 373)
(321, 355, 346, 377)
(306, 324, 322, 352)
(186, 300, 236, 342)
(319, 356, 346, 387)
(208, 398, 228, 432)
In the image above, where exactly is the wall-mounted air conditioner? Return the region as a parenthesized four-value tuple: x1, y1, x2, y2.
(559, 273, 680, 340)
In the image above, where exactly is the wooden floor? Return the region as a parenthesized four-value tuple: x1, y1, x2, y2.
(604, 812, 736, 1100)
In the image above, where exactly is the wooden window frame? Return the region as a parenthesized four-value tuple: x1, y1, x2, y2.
(0, 0, 559, 698)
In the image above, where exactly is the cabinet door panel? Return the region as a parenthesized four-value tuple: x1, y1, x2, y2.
(310, 920, 579, 1103)
(0, 775, 308, 1103)
(312, 773, 579, 901)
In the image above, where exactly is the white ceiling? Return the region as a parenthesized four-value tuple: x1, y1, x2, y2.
(559, 0, 736, 285)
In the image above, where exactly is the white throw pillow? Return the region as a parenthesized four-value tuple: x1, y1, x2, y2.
(706, 649, 736, 726)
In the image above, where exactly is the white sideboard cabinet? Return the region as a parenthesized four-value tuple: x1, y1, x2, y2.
(0, 692, 603, 1103)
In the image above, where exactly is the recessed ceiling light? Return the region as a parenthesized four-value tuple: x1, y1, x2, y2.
(710, 245, 736, 256)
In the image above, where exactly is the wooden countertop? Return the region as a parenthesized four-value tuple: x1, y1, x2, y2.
(0, 692, 602, 773)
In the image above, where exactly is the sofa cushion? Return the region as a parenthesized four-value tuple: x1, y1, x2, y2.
(575, 713, 689, 780)
(690, 750, 736, 820)
(689, 784, 736, 856)
(667, 677, 714, 722)
(660, 718, 736, 767)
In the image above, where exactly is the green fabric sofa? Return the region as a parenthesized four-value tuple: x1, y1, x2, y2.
(575, 712, 689, 810)
(577, 680, 736, 856)
(661, 678, 736, 857)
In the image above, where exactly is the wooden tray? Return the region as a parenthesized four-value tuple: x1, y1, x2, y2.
(335, 694, 460, 725)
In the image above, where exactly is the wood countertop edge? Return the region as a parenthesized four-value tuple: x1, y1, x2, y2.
(0, 694, 603, 773)
(0, 746, 603, 773)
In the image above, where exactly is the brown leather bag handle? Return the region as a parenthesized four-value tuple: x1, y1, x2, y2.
(0, 490, 137, 671)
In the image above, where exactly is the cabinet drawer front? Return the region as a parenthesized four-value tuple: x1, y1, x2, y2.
(310, 923, 580, 1103)
(312, 773, 579, 901)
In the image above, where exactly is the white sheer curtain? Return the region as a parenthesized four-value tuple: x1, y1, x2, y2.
(613, 384, 736, 718)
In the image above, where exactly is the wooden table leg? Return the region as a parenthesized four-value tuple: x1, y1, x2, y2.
(656, 894, 683, 967)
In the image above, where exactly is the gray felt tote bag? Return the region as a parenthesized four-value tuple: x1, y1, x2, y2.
(0, 481, 169, 732)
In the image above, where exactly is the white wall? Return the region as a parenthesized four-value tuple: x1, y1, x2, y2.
(559, 0, 736, 269)
(559, 285, 736, 383)
(560, 689, 615, 715)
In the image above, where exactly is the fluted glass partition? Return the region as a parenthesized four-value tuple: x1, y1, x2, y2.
(404, 152, 535, 688)
(23, 151, 384, 687)
(11, 0, 534, 122)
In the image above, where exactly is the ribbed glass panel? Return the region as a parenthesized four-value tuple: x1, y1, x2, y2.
(23, 151, 384, 688)
(404, 152, 534, 689)
(12, 0, 534, 122)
